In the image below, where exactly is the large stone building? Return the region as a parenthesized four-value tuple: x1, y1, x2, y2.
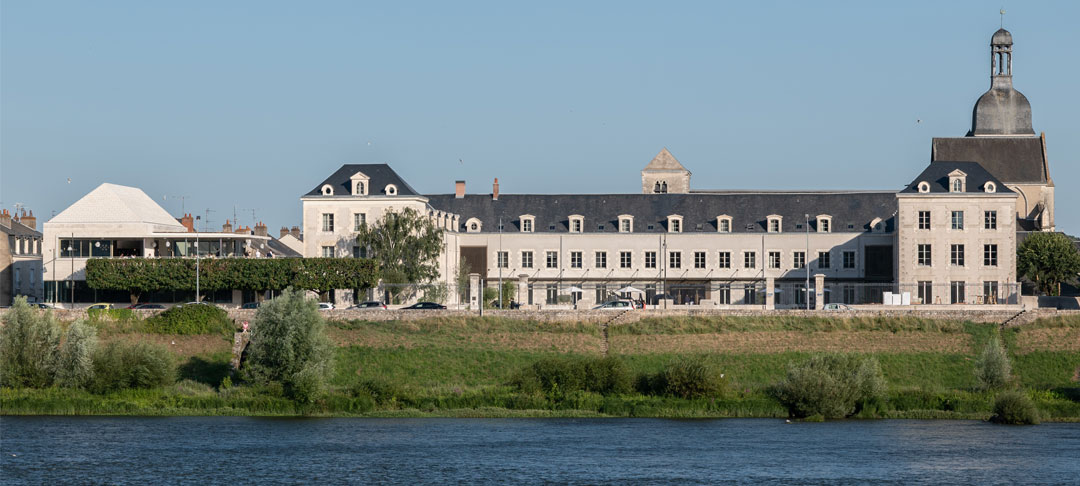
(300, 28, 1053, 309)
(1, 209, 44, 306)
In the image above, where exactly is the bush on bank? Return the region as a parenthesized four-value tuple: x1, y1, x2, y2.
(143, 304, 234, 335)
(989, 390, 1041, 425)
(90, 341, 176, 393)
(0, 297, 98, 389)
(242, 288, 333, 403)
(771, 354, 886, 419)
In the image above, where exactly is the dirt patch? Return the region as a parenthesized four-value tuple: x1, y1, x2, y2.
(102, 334, 232, 357)
(610, 331, 971, 354)
(1014, 328, 1080, 353)
(329, 328, 602, 353)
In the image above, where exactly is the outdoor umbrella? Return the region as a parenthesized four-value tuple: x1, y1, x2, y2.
(616, 286, 643, 294)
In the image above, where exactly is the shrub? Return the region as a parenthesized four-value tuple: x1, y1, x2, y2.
(989, 390, 1040, 425)
(144, 304, 233, 335)
(90, 341, 175, 393)
(242, 288, 333, 401)
(511, 356, 633, 397)
(350, 378, 403, 405)
(0, 297, 61, 388)
(772, 354, 886, 419)
(87, 308, 136, 321)
(642, 357, 727, 399)
(55, 321, 98, 389)
(975, 336, 1012, 391)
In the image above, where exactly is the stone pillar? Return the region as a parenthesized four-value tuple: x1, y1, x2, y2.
(468, 273, 481, 310)
(231, 330, 250, 371)
(517, 274, 529, 308)
(765, 276, 775, 310)
(814, 274, 825, 310)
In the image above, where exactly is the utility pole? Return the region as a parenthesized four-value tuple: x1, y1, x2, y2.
(69, 233, 74, 307)
(805, 214, 811, 311)
(196, 215, 201, 302)
(498, 217, 503, 308)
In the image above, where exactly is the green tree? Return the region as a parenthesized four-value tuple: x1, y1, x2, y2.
(772, 354, 886, 419)
(975, 336, 1012, 391)
(355, 207, 445, 302)
(242, 288, 333, 402)
(0, 297, 61, 388)
(55, 321, 98, 389)
(1017, 232, 1080, 296)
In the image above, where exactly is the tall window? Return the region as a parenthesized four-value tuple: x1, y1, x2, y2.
(842, 251, 856, 269)
(353, 246, 367, 258)
(983, 281, 999, 303)
(744, 251, 756, 269)
(793, 251, 805, 269)
(917, 281, 933, 304)
(951, 179, 963, 192)
(718, 219, 731, 233)
(570, 219, 582, 233)
(595, 284, 608, 304)
(950, 244, 965, 266)
(321, 246, 334, 257)
(546, 284, 558, 305)
(918, 244, 932, 266)
(950, 281, 965, 304)
(983, 244, 998, 266)
(669, 251, 681, 269)
(645, 251, 657, 269)
(619, 219, 632, 233)
(620, 251, 632, 268)
(595, 251, 607, 268)
(496, 251, 508, 269)
(521, 251, 533, 268)
(570, 251, 582, 269)
(817, 251, 831, 269)
(694, 251, 706, 269)
(670, 219, 681, 233)
(353, 213, 366, 231)
(951, 211, 964, 230)
(716, 284, 731, 305)
(768, 251, 780, 269)
(522, 219, 533, 232)
(818, 217, 831, 233)
(321, 213, 334, 232)
(718, 252, 731, 269)
(984, 211, 997, 230)
(546, 251, 558, 268)
(918, 211, 931, 230)
(768, 219, 781, 233)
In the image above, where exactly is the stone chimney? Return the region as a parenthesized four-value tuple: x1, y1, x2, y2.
(17, 210, 37, 230)
(254, 221, 268, 237)
(455, 180, 466, 199)
(181, 213, 195, 233)
(0, 209, 11, 229)
(222, 219, 233, 233)
(280, 226, 290, 238)
(492, 178, 499, 201)
(290, 226, 301, 239)
(235, 225, 250, 234)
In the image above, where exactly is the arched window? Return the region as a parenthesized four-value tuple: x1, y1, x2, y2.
(917, 181, 930, 193)
(654, 181, 661, 193)
(951, 179, 963, 192)
(384, 184, 398, 196)
(984, 181, 997, 193)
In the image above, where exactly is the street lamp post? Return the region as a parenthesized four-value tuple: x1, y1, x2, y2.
(195, 215, 201, 302)
(69, 233, 75, 307)
(498, 217, 503, 308)
(805, 214, 810, 311)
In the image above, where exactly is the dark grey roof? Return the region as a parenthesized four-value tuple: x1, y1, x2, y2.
(900, 161, 1014, 195)
(0, 220, 41, 238)
(426, 192, 897, 234)
(304, 164, 420, 197)
(931, 136, 1047, 183)
(266, 238, 301, 258)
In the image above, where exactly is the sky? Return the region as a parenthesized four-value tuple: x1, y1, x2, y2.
(2, 1, 1078, 235)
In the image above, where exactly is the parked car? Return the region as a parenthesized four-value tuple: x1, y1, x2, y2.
(240, 302, 260, 309)
(318, 302, 335, 311)
(350, 301, 387, 309)
(593, 300, 634, 310)
(130, 303, 165, 310)
(36, 303, 55, 309)
(179, 301, 216, 308)
(402, 302, 446, 310)
(87, 303, 113, 310)
(823, 303, 854, 311)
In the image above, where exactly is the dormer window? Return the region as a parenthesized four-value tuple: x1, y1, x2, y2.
(767, 215, 782, 233)
(618, 215, 633, 233)
(384, 184, 398, 196)
(520, 215, 535, 233)
(870, 217, 884, 233)
(984, 181, 997, 193)
(350, 171, 370, 196)
(321, 184, 335, 196)
(667, 215, 683, 233)
(717, 215, 732, 233)
(465, 217, 482, 233)
(948, 169, 967, 193)
(917, 181, 930, 193)
(817, 215, 832, 233)
(569, 215, 584, 233)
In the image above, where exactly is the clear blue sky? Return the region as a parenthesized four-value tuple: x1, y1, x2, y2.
(2, 1, 1078, 234)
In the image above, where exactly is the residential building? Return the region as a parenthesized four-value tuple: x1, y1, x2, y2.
(1, 209, 44, 305)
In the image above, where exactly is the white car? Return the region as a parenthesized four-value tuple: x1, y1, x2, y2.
(823, 303, 854, 311)
(318, 302, 335, 311)
(593, 300, 633, 310)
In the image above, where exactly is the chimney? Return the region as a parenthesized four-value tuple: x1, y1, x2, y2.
(222, 219, 233, 233)
(181, 213, 195, 233)
(254, 221, 268, 237)
(290, 226, 301, 238)
(0, 209, 10, 229)
(19, 210, 36, 230)
(280, 226, 290, 238)
(455, 180, 466, 199)
(492, 178, 499, 201)
(235, 225, 250, 234)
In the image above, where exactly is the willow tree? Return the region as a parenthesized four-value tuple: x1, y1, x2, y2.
(355, 207, 444, 303)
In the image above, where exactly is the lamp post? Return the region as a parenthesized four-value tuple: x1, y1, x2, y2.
(498, 217, 503, 309)
(69, 233, 75, 308)
(805, 214, 810, 311)
(195, 215, 201, 302)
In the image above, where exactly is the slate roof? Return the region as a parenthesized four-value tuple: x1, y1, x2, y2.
(426, 192, 897, 234)
(931, 136, 1047, 184)
(48, 183, 188, 230)
(266, 237, 302, 258)
(0, 220, 41, 238)
(900, 161, 1015, 195)
(304, 164, 420, 197)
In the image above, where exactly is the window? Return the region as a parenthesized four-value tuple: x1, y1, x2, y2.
(619, 216, 633, 233)
(497, 251, 508, 269)
(817, 251, 830, 269)
(645, 251, 657, 269)
(918, 211, 931, 230)
(744, 284, 758, 305)
(951, 211, 964, 230)
(321, 246, 334, 257)
(595, 284, 608, 304)
(353, 213, 366, 231)
(984, 281, 999, 303)
(768, 251, 781, 269)
(917, 181, 930, 193)
(717, 217, 731, 233)
(546, 251, 558, 269)
(669, 251, 681, 269)
(918, 244, 932, 266)
(352, 245, 367, 258)
(595, 251, 607, 269)
(767, 216, 782, 233)
(984, 244, 998, 266)
(949, 171, 966, 194)
(744, 251, 756, 269)
(521, 217, 533, 233)
(694, 251, 706, 269)
(716, 284, 731, 305)
(843, 285, 855, 304)
(321, 184, 334, 196)
(321, 213, 334, 232)
(668, 216, 682, 233)
(466, 218, 482, 233)
(917, 281, 933, 304)
(569, 216, 583, 233)
(984, 211, 997, 230)
(950, 244, 965, 266)
(984, 181, 997, 193)
(950, 281, 965, 304)
(570, 251, 582, 269)
(842, 251, 856, 269)
(951, 179, 963, 192)
(384, 184, 398, 195)
(521, 251, 534, 268)
(718, 252, 731, 269)
(817, 216, 831, 233)
(793, 251, 805, 269)
(546, 284, 558, 305)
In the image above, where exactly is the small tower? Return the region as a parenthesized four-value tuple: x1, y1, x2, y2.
(971, 28, 1034, 136)
(640, 148, 691, 194)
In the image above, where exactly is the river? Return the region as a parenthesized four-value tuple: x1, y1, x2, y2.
(2, 417, 1078, 485)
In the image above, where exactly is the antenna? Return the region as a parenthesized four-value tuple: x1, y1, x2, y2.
(202, 208, 216, 232)
(166, 195, 189, 214)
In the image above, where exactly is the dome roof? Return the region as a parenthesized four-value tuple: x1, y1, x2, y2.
(971, 87, 1034, 136)
(992, 28, 1013, 45)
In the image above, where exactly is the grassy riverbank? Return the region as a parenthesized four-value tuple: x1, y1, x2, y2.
(3, 315, 1079, 419)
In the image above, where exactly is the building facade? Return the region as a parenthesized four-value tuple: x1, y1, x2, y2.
(1, 209, 44, 306)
